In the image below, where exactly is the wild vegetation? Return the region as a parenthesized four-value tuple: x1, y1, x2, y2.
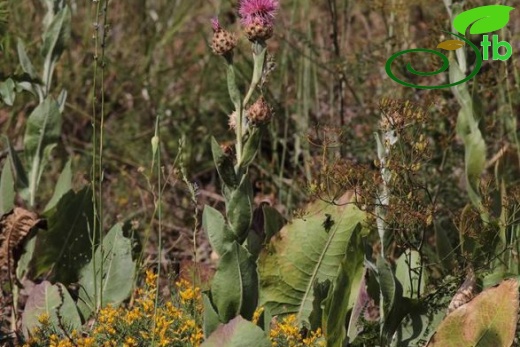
(1, 0, 520, 346)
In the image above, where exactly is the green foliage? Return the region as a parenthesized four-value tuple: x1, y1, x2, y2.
(323, 230, 364, 346)
(210, 242, 258, 323)
(0, 157, 14, 214)
(23, 97, 62, 206)
(202, 316, 271, 347)
(427, 279, 518, 346)
(21, 281, 81, 338)
(77, 222, 138, 321)
(32, 187, 95, 284)
(258, 195, 365, 323)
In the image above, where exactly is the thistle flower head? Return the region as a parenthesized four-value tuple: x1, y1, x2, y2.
(210, 17, 237, 56)
(246, 96, 273, 126)
(239, 0, 279, 41)
(211, 17, 221, 32)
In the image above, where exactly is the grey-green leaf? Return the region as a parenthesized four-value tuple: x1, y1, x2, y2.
(32, 187, 95, 284)
(22, 281, 81, 338)
(211, 136, 237, 188)
(77, 222, 137, 321)
(23, 96, 62, 205)
(41, 5, 70, 90)
(0, 78, 16, 106)
(43, 159, 71, 213)
(203, 205, 235, 257)
(226, 175, 253, 241)
(203, 292, 222, 338)
(17, 39, 38, 79)
(201, 316, 271, 347)
(210, 242, 258, 323)
(0, 158, 15, 215)
(324, 229, 364, 347)
(258, 192, 365, 324)
(240, 127, 262, 168)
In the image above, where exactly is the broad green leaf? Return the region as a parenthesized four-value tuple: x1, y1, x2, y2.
(309, 280, 331, 332)
(211, 137, 237, 188)
(451, 60, 487, 221)
(202, 205, 235, 257)
(23, 97, 62, 206)
(434, 222, 456, 271)
(4, 136, 28, 191)
(377, 256, 397, 340)
(77, 222, 138, 321)
(240, 127, 262, 168)
(16, 236, 36, 281)
(41, 5, 70, 92)
(262, 205, 285, 242)
(226, 63, 241, 110)
(226, 174, 253, 241)
(210, 242, 258, 323)
(17, 39, 37, 79)
(21, 281, 81, 338)
(251, 43, 267, 87)
(32, 187, 94, 284)
(203, 292, 221, 338)
(391, 300, 446, 346)
(324, 229, 364, 347)
(453, 5, 514, 35)
(0, 78, 16, 106)
(395, 249, 426, 299)
(258, 192, 365, 324)
(0, 158, 14, 215)
(201, 316, 271, 347)
(427, 278, 519, 347)
(43, 159, 71, 212)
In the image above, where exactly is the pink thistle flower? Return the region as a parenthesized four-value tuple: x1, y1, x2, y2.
(239, 0, 279, 27)
(211, 17, 222, 32)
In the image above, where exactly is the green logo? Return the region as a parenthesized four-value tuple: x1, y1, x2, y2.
(385, 5, 515, 89)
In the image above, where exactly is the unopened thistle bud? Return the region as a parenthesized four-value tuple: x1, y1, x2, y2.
(246, 97, 272, 126)
(211, 17, 237, 56)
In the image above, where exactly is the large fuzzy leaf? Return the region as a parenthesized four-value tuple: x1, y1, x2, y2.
(22, 281, 81, 338)
(32, 186, 94, 284)
(323, 229, 364, 347)
(258, 192, 365, 324)
(0, 159, 14, 215)
(210, 241, 258, 323)
(201, 316, 271, 347)
(427, 278, 519, 346)
(77, 222, 138, 321)
(23, 96, 62, 206)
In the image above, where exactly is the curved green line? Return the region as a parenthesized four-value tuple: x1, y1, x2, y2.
(385, 31, 483, 89)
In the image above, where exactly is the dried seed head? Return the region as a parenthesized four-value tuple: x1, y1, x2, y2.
(244, 16, 274, 41)
(247, 97, 272, 126)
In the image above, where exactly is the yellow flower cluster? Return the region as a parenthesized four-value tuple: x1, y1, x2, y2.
(269, 314, 325, 347)
(23, 271, 326, 347)
(23, 270, 204, 347)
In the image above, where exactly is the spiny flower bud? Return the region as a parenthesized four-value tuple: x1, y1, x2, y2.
(211, 18, 237, 56)
(246, 97, 272, 126)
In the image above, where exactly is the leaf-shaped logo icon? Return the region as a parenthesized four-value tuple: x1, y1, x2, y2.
(437, 40, 464, 50)
(453, 5, 514, 35)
